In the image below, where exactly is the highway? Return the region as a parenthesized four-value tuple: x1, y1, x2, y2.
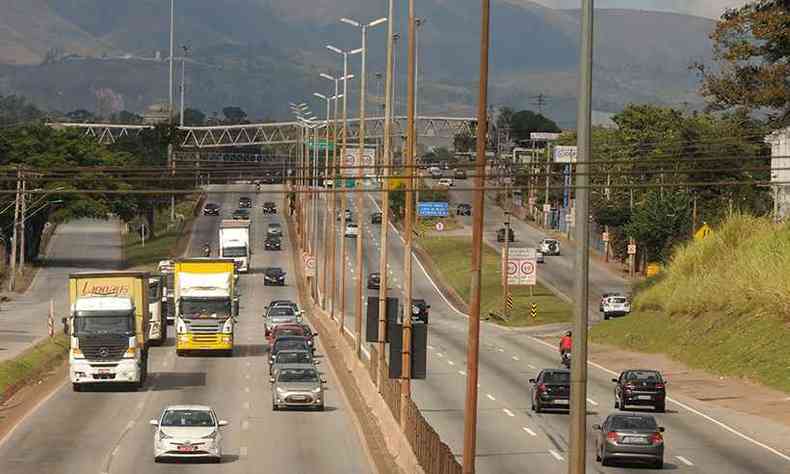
(0, 184, 372, 474)
(314, 184, 790, 473)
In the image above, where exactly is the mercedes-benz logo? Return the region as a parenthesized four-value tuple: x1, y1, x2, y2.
(98, 347, 110, 358)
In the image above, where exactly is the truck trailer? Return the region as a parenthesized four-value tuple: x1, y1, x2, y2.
(219, 220, 251, 272)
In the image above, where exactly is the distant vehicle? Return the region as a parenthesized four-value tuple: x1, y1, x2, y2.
(269, 336, 310, 364)
(613, 369, 666, 412)
(367, 272, 380, 290)
(536, 251, 545, 264)
(231, 208, 250, 220)
(338, 209, 352, 221)
(600, 292, 622, 311)
(602, 295, 631, 320)
(269, 323, 309, 345)
(238, 197, 252, 208)
(456, 203, 471, 216)
(539, 238, 560, 256)
(263, 267, 286, 286)
(262, 202, 277, 214)
(529, 369, 570, 413)
(593, 414, 665, 469)
(437, 177, 454, 187)
(454, 169, 467, 180)
(410, 299, 430, 324)
(202, 203, 221, 216)
(266, 222, 282, 237)
(269, 349, 315, 376)
(271, 365, 325, 411)
(324, 178, 334, 188)
(345, 222, 359, 238)
(264, 236, 281, 251)
(428, 166, 442, 178)
(496, 227, 515, 242)
(371, 212, 382, 224)
(150, 405, 228, 463)
(263, 307, 301, 336)
(266, 300, 301, 316)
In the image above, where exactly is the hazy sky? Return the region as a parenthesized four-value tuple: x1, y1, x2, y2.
(532, 0, 748, 18)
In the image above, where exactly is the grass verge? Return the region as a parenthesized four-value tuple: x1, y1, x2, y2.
(1, 334, 68, 402)
(419, 236, 572, 327)
(591, 214, 790, 393)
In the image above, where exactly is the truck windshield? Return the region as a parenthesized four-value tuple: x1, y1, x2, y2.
(222, 246, 248, 257)
(180, 299, 231, 317)
(73, 312, 134, 336)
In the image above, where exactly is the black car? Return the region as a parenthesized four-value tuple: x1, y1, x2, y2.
(367, 272, 381, 290)
(456, 203, 472, 216)
(613, 369, 666, 412)
(267, 223, 282, 237)
(263, 267, 286, 286)
(269, 336, 310, 363)
(454, 169, 467, 180)
(410, 299, 430, 324)
(496, 227, 515, 242)
(239, 197, 252, 208)
(264, 236, 282, 251)
(262, 201, 277, 214)
(371, 212, 382, 224)
(232, 208, 251, 220)
(202, 203, 220, 216)
(529, 369, 570, 412)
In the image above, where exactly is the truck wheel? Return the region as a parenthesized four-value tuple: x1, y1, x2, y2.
(604, 313, 610, 320)
(177, 350, 185, 357)
(72, 383, 82, 392)
(225, 349, 234, 357)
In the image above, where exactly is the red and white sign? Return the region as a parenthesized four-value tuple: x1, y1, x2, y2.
(504, 247, 536, 286)
(543, 204, 551, 213)
(304, 254, 316, 277)
(627, 244, 637, 255)
(435, 222, 444, 232)
(602, 232, 610, 242)
(342, 146, 377, 177)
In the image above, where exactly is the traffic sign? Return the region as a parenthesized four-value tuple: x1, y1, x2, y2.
(435, 222, 444, 232)
(694, 223, 713, 241)
(504, 247, 536, 286)
(543, 204, 551, 213)
(553, 145, 578, 163)
(602, 232, 610, 242)
(418, 202, 449, 217)
(342, 147, 377, 177)
(304, 254, 316, 277)
(530, 132, 561, 141)
(530, 303, 538, 319)
(627, 244, 637, 255)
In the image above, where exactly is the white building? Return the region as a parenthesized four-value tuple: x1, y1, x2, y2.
(767, 127, 790, 220)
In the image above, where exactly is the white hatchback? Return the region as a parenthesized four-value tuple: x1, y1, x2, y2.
(151, 405, 228, 463)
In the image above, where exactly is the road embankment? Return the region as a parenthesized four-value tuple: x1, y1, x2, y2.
(0, 334, 68, 404)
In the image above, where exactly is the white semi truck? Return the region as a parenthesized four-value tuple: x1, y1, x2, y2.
(219, 220, 251, 272)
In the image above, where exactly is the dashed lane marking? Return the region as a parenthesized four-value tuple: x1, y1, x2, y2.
(549, 450, 564, 461)
(448, 360, 455, 366)
(586, 398, 599, 406)
(243, 402, 250, 410)
(512, 356, 520, 361)
(241, 420, 249, 431)
(486, 394, 496, 401)
(459, 370, 467, 376)
(676, 456, 694, 466)
(427, 345, 434, 350)
(522, 426, 537, 436)
(436, 352, 443, 358)
(503, 408, 515, 417)
(244, 387, 250, 393)
(240, 446, 248, 457)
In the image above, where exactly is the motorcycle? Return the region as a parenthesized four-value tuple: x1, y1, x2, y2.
(202, 244, 211, 257)
(561, 351, 571, 369)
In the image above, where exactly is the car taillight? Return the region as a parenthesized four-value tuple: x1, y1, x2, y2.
(624, 383, 635, 390)
(655, 383, 665, 389)
(606, 432, 619, 442)
(649, 432, 663, 445)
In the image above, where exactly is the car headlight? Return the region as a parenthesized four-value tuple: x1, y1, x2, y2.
(159, 431, 173, 441)
(276, 386, 287, 394)
(312, 387, 322, 393)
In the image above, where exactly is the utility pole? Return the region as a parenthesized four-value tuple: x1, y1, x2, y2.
(7, 167, 21, 291)
(18, 177, 26, 275)
(168, 0, 176, 222)
(568, 1, 594, 473)
(544, 144, 551, 228)
(378, 0, 396, 391)
(400, 0, 417, 431)
(462, 0, 491, 472)
(180, 45, 189, 127)
(530, 93, 547, 115)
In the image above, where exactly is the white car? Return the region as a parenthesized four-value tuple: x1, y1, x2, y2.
(151, 405, 227, 463)
(539, 238, 560, 256)
(536, 251, 545, 264)
(601, 295, 631, 320)
(345, 222, 359, 237)
(437, 177, 454, 187)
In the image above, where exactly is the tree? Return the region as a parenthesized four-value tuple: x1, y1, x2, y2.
(65, 109, 95, 123)
(509, 110, 560, 143)
(625, 191, 692, 263)
(696, 1, 790, 125)
(222, 106, 247, 124)
(0, 95, 44, 126)
(183, 108, 206, 126)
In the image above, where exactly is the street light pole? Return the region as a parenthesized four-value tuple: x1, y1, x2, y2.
(463, 0, 492, 472)
(168, 0, 176, 222)
(180, 45, 189, 127)
(568, 1, 594, 473)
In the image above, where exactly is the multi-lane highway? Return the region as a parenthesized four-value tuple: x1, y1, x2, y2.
(0, 185, 372, 474)
(313, 183, 790, 473)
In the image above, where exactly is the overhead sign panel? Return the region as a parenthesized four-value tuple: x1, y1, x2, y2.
(342, 146, 377, 177)
(530, 132, 561, 141)
(417, 202, 449, 218)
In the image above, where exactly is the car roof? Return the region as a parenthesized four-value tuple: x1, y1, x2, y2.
(268, 222, 281, 226)
(265, 267, 284, 271)
(276, 363, 318, 371)
(275, 349, 312, 356)
(163, 404, 213, 412)
(621, 369, 662, 375)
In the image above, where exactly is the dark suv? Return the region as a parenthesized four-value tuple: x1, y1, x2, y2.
(613, 369, 666, 412)
(456, 203, 471, 216)
(262, 201, 277, 214)
(371, 212, 382, 224)
(496, 227, 515, 242)
(367, 272, 381, 290)
(264, 236, 282, 251)
(239, 197, 252, 208)
(530, 369, 570, 413)
(410, 299, 430, 324)
(202, 203, 220, 216)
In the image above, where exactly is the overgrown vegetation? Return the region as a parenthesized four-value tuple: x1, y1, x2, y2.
(591, 215, 790, 393)
(0, 335, 68, 401)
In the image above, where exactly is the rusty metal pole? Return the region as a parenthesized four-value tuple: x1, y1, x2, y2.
(400, 0, 417, 431)
(462, 0, 491, 472)
(339, 54, 350, 337)
(330, 85, 341, 322)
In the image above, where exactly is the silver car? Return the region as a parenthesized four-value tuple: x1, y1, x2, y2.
(269, 349, 317, 376)
(271, 365, 325, 411)
(593, 413, 665, 469)
(150, 405, 228, 463)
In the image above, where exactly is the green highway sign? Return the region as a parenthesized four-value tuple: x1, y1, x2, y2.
(306, 139, 335, 151)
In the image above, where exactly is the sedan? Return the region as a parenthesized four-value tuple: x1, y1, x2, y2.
(264, 236, 281, 251)
(593, 414, 665, 468)
(496, 227, 515, 242)
(456, 203, 472, 216)
(345, 222, 359, 238)
(266, 223, 282, 237)
(202, 203, 220, 216)
(437, 177, 454, 187)
(263, 267, 286, 286)
(150, 405, 228, 463)
(371, 212, 382, 224)
(613, 369, 666, 412)
(269, 349, 316, 376)
(269, 336, 311, 364)
(262, 201, 277, 214)
(536, 251, 545, 264)
(454, 169, 467, 180)
(231, 209, 250, 220)
(367, 272, 381, 290)
(271, 365, 325, 411)
(529, 369, 570, 412)
(238, 197, 252, 208)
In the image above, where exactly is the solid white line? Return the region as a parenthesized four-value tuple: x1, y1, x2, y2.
(503, 408, 515, 417)
(586, 398, 599, 406)
(676, 456, 694, 466)
(549, 449, 564, 461)
(486, 394, 496, 401)
(522, 426, 537, 436)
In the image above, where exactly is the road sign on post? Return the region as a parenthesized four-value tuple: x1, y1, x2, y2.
(304, 254, 316, 277)
(553, 146, 578, 164)
(627, 243, 637, 255)
(417, 202, 449, 217)
(504, 247, 537, 286)
(342, 146, 377, 177)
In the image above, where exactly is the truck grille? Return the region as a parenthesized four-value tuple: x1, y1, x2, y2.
(78, 335, 128, 360)
(186, 321, 222, 334)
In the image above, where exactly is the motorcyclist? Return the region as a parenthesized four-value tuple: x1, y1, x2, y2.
(559, 330, 572, 357)
(202, 241, 211, 257)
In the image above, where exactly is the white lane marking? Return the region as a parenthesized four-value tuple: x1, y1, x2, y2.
(676, 456, 694, 466)
(524, 334, 790, 463)
(498, 348, 505, 352)
(241, 420, 249, 431)
(458, 370, 467, 376)
(503, 408, 515, 417)
(111, 446, 120, 457)
(427, 345, 435, 350)
(522, 426, 537, 436)
(245, 361, 251, 367)
(240, 446, 248, 457)
(448, 360, 455, 366)
(528, 364, 537, 370)
(125, 420, 135, 430)
(512, 356, 520, 361)
(549, 449, 564, 462)
(486, 394, 496, 401)
(243, 402, 250, 409)
(586, 398, 599, 406)
(436, 352, 444, 358)
(245, 374, 251, 380)
(244, 387, 250, 393)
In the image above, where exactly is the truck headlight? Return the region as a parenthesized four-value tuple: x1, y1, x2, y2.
(176, 319, 187, 333)
(222, 318, 234, 333)
(71, 348, 83, 357)
(124, 347, 138, 358)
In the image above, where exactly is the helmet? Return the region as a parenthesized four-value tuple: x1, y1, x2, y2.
(565, 331, 572, 337)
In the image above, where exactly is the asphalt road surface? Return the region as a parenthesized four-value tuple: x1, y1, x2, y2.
(312, 184, 790, 474)
(0, 185, 372, 474)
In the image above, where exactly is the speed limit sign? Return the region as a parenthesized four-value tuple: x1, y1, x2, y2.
(602, 232, 610, 242)
(627, 244, 637, 255)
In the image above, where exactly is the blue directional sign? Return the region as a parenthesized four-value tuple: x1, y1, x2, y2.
(418, 202, 449, 218)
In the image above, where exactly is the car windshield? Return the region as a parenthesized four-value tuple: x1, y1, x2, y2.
(270, 306, 296, 316)
(268, 225, 281, 231)
(161, 410, 215, 427)
(148, 282, 160, 300)
(609, 415, 658, 431)
(74, 314, 134, 336)
(274, 340, 307, 352)
(610, 297, 628, 304)
(278, 368, 319, 383)
(181, 299, 230, 317)
(266, 268, 284, 276)
(624, 371, 662, 383)
(264, 202, 275, 207)
(222, 245, 247, 257)
(276, 328, 304, 337)
(276, 352, 312, 364)
(542, 371, 570, 384)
